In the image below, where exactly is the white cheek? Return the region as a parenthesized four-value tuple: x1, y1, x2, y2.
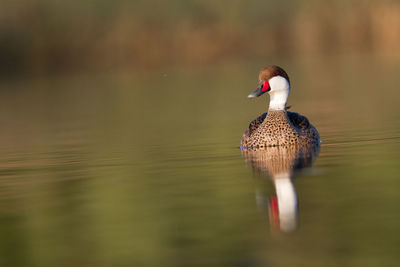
(268, 76, 290, 110)
(269, 76, 290, 91)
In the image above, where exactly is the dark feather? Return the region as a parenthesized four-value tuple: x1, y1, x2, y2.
(287, 111, 310, 131)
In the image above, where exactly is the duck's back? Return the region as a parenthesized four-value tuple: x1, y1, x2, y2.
(241, 111, 319, 149)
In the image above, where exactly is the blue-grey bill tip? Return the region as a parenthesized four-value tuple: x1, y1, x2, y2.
(248, 92, 258, 98)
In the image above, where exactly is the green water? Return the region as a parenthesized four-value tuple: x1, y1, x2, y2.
(0, 57, 399, 267)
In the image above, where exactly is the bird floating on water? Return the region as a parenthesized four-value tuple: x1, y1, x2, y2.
(241, 65, 320, 150)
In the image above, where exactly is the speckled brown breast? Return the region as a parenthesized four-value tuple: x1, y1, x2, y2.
(241, 110, 320, 150)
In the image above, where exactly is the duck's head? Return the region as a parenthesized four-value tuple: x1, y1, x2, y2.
(248, 65, 291, 110)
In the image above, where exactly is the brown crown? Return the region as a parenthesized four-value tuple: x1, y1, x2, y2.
(258, 65, 290, 85)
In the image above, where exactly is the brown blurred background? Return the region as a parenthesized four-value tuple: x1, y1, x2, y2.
(1, 0, 399, 76)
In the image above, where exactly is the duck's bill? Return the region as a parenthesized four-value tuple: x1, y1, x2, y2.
(248, 82, 269, 98)
(248, 88, 262, 98)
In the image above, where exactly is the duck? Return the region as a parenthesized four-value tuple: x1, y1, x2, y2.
(241, 65, 320, 150)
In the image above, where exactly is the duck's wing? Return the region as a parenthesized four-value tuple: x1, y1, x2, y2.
(287, 111, 310, 131)
(241, 112, 267, 145)
(248, 112, 268, 135)
(287, 111, 320, 141)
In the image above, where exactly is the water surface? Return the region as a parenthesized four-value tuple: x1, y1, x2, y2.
(0, 58, 399, 266)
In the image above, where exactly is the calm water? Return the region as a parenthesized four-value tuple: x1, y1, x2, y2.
(0, 58, 399, 267)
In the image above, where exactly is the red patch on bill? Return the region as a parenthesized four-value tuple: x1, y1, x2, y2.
(262, 80, 270, 92)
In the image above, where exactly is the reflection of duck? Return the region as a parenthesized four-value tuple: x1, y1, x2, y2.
(242, 145, 319, 232)
(241, 65, 320, 149)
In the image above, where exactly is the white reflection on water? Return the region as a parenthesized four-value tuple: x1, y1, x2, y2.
(242, 144, 319, 232)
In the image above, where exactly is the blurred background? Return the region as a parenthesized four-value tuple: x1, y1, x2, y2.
(0, 0, 400, 267)
(1, 0, 399, 76)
